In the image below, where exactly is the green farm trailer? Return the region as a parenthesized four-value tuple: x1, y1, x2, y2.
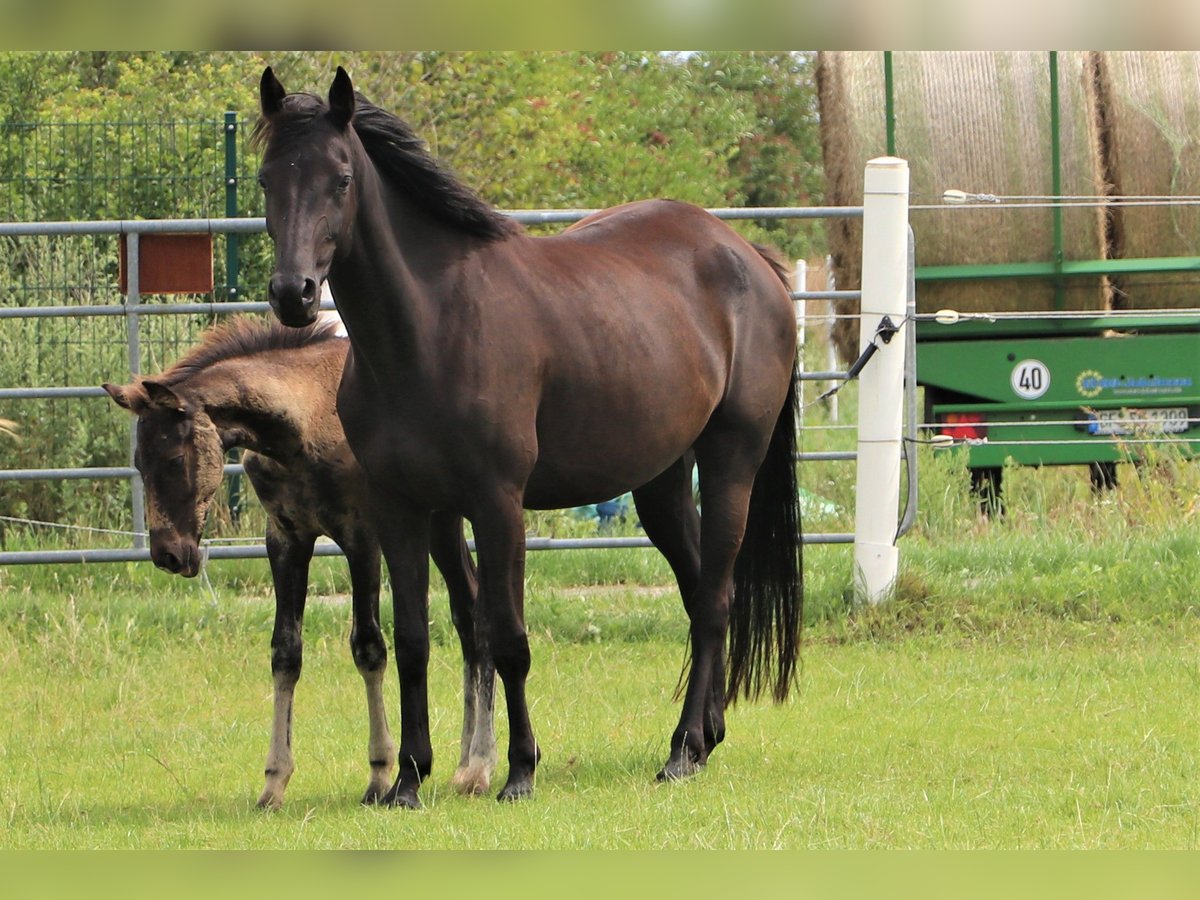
(919, 311, 1200, 481)
(871, 51, 1200, 499)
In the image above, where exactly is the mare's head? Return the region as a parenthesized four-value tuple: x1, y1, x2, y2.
(103, 380, 227, 577)
(256, 66, 359, 327)
(255, 66, 518, 329)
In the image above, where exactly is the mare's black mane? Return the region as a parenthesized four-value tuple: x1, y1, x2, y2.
(253, 91, 518, 241)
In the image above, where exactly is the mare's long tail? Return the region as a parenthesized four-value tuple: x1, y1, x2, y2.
(725, 245, 803, 704)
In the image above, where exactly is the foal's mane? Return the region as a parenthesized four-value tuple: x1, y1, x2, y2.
(253, 90, 519, 242)
(159, 316, 342, 387)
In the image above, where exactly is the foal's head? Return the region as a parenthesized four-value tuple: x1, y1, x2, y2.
(103, 380, 227, 577)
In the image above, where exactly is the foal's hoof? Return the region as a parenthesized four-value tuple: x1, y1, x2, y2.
(362, 764, 396, 805)
(258, 770, 292, 809)
(451, 762, 492, 796)
(361, 784, 388, 806)
(256, 791, 284, 811)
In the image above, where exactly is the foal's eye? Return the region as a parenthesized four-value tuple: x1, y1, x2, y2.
(338, 173, 353, 191)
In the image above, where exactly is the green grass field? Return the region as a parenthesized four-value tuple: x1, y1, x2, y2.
(1, 571, 1195, 849)
(2, 400, 1199, 847)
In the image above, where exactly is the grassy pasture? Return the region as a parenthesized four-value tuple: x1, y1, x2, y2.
(0, 571, 1195, 849)
(1, 388, 1199, 848)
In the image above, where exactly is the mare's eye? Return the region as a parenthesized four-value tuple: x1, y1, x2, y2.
(338, 173, 353, 190)
(257, 173, 268, 191)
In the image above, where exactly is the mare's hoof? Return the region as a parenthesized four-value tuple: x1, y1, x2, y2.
(380, 785, 423, 810)
(656, 755, 705, 782)
(496, 778, 535, 803)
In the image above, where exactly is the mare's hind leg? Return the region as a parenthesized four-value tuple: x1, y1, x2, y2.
(340, 532, 398, 805)
(631, 456, 725, 756)
(429, 511, 497, 796)
(258, 525, 316, 809)
(658, 432, 763, 782)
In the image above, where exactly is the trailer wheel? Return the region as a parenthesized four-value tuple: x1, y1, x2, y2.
(1089, 461, 1118, 492)
(969, 466, 1005, 518)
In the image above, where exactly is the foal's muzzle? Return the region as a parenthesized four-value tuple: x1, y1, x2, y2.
(150, 534, 201, 578)
(268, 273, 321, 327)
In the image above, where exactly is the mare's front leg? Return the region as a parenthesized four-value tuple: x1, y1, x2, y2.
(429, 511, 497, 796)
(340, 531, 398, 804)
(473, 491, 539, 802)
(258, 524, 316, 809)
(375, 502, 434, 809)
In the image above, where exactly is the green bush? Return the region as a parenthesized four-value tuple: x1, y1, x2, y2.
(1, 51, 824, 535)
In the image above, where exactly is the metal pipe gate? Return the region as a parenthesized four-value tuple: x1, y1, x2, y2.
(0, 199, 916, 573)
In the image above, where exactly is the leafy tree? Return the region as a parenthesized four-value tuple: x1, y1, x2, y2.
(0, 50, 825, 528)
(27, 52, 265, 221)
(692, 51, 825, 260)
(255, 51, 819, 254)
(3, 50, 823, 246)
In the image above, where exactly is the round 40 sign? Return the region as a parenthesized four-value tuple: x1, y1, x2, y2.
(1011, 359, 1051, 400)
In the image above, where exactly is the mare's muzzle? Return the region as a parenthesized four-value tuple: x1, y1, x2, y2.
(268, 273, 321, 327)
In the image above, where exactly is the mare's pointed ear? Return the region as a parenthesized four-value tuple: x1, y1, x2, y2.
(328, 66, 355, 130)
(260, 66, 287, 118)
(142, 380, 188, 413)
(103, 381, 148, 414)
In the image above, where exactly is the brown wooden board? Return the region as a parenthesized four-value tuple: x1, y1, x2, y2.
(119, 233, 214, 294)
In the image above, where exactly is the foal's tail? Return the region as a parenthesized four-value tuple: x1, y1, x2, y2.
(726, 246, 803, 705)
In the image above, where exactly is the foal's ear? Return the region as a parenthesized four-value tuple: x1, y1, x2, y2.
(103, 381, 148, 414)
(142, 380, 188, 414)
(220, 427, 251, 451)
(328, 66, 355, 130)
(260, 66, 287, 118)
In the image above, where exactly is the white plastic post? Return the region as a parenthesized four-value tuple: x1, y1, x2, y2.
(853, 157, 910, 604)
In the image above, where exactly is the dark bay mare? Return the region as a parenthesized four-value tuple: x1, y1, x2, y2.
(255, 66, 803, 807)
(103, 313, 497, 808)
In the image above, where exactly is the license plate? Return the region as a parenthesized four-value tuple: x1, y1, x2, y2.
(1087, 407, 1191, 435)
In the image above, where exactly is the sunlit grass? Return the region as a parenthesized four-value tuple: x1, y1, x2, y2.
(4, 383, 1200, 847)
(1, 587, 1195, 848)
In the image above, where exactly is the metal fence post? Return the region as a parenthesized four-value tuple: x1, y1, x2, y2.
(794, 259, 807, 409)
(125, 232, 146, 549)
(224, 112, 241, 302)
(223, 111, 244, 522)
(853, 157, 909, 604)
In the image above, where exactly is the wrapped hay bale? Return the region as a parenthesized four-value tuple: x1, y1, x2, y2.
(816, 51, 872, 363)
(818, 51, 1109, 362)
(1097, 51, 1200, 309)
